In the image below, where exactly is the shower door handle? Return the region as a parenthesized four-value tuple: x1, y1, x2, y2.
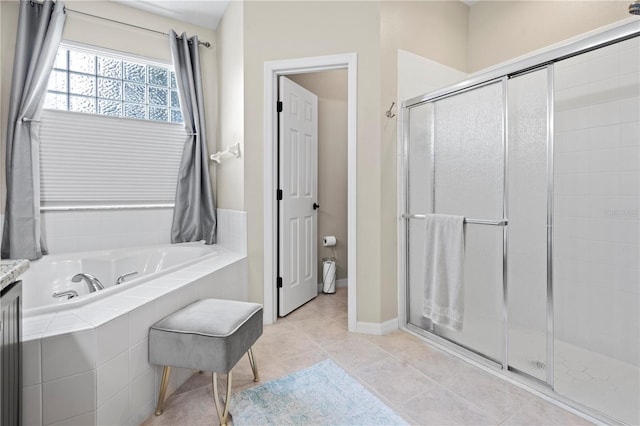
(401, 213, 426, 219)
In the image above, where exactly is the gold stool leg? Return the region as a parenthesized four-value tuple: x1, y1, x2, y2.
(247, 347, 260, 382)
(213, 371, 233, 426)
(155, 366, 171, 416)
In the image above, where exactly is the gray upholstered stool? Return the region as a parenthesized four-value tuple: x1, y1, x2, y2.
(149, 299, 263, 425)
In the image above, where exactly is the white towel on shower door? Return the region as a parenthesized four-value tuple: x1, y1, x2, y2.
(422, 214, 465, 331)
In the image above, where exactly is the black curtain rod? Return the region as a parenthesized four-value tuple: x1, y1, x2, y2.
(29, 0, 212, 48)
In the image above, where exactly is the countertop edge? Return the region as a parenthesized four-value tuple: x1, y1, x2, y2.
(0, 259, 30, 292)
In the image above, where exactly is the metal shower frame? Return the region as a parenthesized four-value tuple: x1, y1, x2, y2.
(399, 19, 639, 425)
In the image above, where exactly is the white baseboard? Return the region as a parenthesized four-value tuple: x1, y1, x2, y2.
(356, 318, 398, 335)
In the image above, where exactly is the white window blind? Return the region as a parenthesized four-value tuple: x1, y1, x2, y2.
(39, 109, 186, 207)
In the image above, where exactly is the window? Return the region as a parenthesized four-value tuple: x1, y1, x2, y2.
(44, 44, 183, 124)
(39, 43, 187, 208)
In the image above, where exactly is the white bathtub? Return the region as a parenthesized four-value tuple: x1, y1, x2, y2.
(22, 242, 218, 315)
(20, 241, 248, 426)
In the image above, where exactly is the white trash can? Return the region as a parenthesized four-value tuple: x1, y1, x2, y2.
(322, 259, 336, 294)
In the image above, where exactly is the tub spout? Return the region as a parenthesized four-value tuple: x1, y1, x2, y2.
(72, 273, 105, 292)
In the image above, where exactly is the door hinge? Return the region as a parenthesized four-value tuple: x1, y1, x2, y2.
(277, 277, 283, 288)
(276, 189, 283, 201)
(277, 101, 283, 113)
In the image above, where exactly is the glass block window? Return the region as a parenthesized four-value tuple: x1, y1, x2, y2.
(44, 45, 183, 124)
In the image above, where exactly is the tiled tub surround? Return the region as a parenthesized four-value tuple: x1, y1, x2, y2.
(40, 208, 174, 255)
(21, 246, 248, 426)
(215, 209, 247, 256)
(39, 208, 247, 256)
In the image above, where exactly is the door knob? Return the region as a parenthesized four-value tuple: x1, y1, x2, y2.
(313, 203, 320, 210)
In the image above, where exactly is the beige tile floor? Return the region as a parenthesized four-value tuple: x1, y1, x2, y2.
(143, 288, 593, 426)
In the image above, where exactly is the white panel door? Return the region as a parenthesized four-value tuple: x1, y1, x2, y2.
(278, 76, 318, 316)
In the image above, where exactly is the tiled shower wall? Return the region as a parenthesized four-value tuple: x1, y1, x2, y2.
(553, 36, 639, 366)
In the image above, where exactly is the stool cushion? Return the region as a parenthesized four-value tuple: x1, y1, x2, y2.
(149, 299, 263, 373)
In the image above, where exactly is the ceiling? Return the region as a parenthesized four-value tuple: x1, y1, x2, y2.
(114, 0, 477, 32)
(113, 0, 230, 30)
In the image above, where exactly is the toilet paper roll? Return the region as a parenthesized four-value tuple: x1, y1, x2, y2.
(323, 236, 337, 247)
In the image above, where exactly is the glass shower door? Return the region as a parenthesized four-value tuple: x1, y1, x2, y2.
(406, 102, 434, 331)
(432, 82, 505, 363)
(507, 68, 550, 382)
(403, 23, 639, 425)
(407, 81, 506, 365)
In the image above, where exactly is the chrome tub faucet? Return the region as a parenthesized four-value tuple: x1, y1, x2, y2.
(71, 273, 105, 292)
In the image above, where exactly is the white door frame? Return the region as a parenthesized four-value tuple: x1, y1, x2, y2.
(263, 53, 357, 332)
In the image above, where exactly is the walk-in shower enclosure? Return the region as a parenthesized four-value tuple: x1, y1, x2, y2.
(400, 21, 639, 425)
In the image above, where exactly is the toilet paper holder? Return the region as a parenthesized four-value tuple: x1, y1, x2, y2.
(323, 236, 336, 247)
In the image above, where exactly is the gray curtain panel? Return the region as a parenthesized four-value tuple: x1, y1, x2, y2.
(1, 0, 66, 260)
(168, 31, 217, 244)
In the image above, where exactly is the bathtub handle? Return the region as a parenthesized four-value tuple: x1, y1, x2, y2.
(53, 290, 79, 300)
(116, 271, 139, 285)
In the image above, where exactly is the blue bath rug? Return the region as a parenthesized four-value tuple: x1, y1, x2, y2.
(229, 359, 408, 426)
